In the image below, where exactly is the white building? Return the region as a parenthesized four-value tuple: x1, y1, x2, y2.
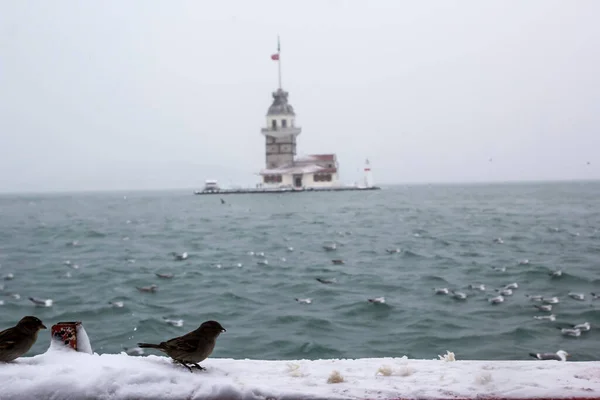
(258, 45, 341, 189)
(259, 88, 340, 189)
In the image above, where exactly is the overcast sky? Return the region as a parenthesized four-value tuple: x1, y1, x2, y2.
(1, 0, 599, 192)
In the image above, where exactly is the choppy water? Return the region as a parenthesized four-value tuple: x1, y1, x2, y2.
(1, 182, 599, 362)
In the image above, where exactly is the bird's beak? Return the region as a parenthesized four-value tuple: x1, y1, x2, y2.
(40, 324, 47, 330)
(222, 328, 226, 332)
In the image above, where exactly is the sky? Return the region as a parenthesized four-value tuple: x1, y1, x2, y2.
(1, 0, 599, 192)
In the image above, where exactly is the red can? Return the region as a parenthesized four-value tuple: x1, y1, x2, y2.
(51, 321, 82, 351)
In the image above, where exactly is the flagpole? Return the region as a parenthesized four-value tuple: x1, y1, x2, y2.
(277, 35, 282, 89)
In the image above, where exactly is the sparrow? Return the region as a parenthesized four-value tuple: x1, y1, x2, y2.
(0, 316, 47, 362)
(138, 320, 226, 372)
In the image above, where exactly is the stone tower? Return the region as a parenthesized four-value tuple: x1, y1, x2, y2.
(260, 89, 302, 169)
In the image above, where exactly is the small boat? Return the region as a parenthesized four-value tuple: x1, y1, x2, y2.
(195, 180, 220, 194)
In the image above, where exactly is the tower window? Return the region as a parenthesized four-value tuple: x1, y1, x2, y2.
(281, 119, 287, 128)
(271, 120, 277, 130)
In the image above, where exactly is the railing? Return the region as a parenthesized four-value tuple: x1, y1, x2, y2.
(261, 127, 302, 136)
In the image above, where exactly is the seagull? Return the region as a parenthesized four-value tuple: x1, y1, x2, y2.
(171, 252, 188, 261)
(489, 295, 504, 304)
(492, 266, 507, 272)
(496, 288, 513, 296)
(28, 297, 53, 307)
(549, 270, 563, 278)
(591, 293, 600, 300)
(534, 314, 556, 321)
(136, 284, 158, 293)
(451, 291, 467, 300)
(368, 297, 386, 304)
(163, 317, 184, 327)
(568, 292, 585, 301)
(542, 296, 559, 304)
(109, 301, 124, 308)
(295, 298, 312, 304)
(504, 282, 519, 290)
(468, 284, 486, 291)
(434, 288, 449, 295)
(323, 243, 337, 251)
(534, 304, 553, 312)
(316, 278, 336, 284)
(493, 237, 504, 244)
(526, 294, 544, 301)
(155, 273, 174, 279)
(572, 322, 591, 332)
(529, 350, 569, 361)
(331, 259, 345, 265)
(558, 327, 581, 337)
(385, 248, 400, 254)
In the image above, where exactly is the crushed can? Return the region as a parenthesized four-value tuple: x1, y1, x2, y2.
(51, 321, 93, 354)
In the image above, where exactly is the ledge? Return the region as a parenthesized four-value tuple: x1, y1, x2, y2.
(1, 349, 599, 400)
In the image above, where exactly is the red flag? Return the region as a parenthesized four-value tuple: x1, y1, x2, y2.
(271, 53, 279, 61)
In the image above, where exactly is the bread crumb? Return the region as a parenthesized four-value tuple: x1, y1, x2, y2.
(327, 370, 344, 384)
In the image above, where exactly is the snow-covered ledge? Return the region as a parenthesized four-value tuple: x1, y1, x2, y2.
(1, 347, 599, 400)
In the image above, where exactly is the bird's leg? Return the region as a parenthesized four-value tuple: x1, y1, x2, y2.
(191, 363, 206, 371)
(175, 360, 193, 373)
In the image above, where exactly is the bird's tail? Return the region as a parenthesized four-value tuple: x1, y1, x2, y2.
(137, 342, 163, 349)
(528, 353, 538, 359)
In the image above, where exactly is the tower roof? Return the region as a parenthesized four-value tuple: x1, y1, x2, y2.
(267, 88, 296, 116)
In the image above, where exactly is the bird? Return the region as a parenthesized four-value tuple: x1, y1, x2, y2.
(568, 292, 585, 301)
(451, 291, 467, 300)
(171, 252, 188, 261)
(558, 327, 581, 337)
(368, 297, 386, 304)
(558, 322, 591, 332)
(549, 270, 563, 278)
(534, 304, 552, 312)
(136, 284, 158, 293)
(316, 278, 336, 284)
(138, 320, 226, 372)
(468, 284, 486, 291)
(323, 243, 337, 251)
(331, 259, 345, 265)
(155, 273, 174, 279)
(0, 316, 47, 362)
(220, 198, 226, 204)
(526, 294, 544, 301)
(529, 350, 569, 361)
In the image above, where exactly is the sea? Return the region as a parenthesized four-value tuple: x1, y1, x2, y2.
(1, 181, 599, 362)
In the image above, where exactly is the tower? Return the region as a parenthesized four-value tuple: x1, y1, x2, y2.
(260, 37, 302, 169)
(364, 159, 374, 188)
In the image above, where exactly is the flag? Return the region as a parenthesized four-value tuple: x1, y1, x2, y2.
(271, 53, 279, 61)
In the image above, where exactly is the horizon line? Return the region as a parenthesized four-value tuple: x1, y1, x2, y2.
(1, 178, 599, 196)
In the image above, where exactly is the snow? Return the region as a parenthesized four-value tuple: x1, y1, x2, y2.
(1, 347, 599, 400)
